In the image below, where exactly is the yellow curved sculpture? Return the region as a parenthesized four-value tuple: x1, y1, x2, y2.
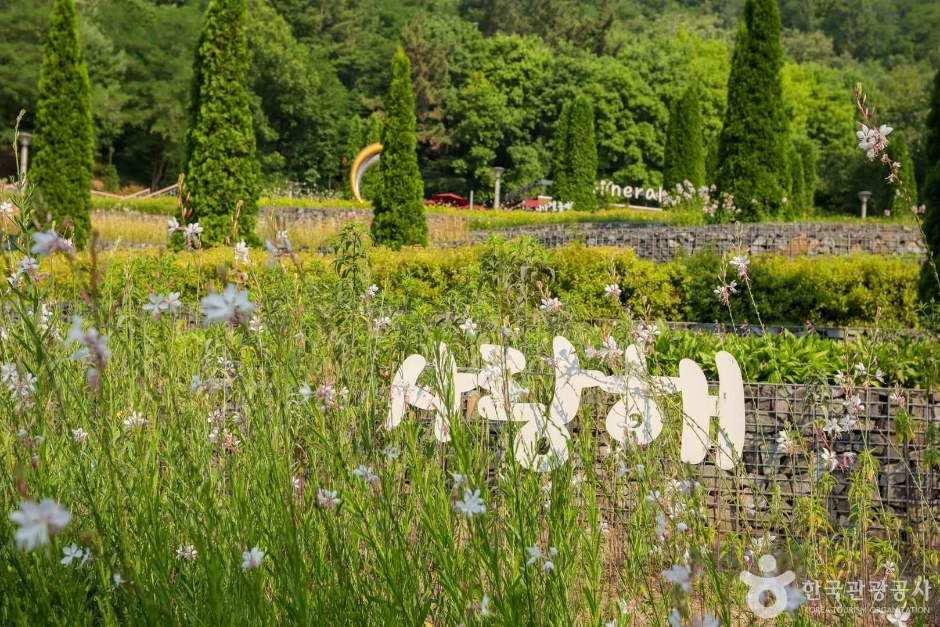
(350, 143, 383, 203)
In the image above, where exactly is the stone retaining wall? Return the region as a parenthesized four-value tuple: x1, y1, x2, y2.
(95, 208, 928, 262)
(465, 222, 928, 261)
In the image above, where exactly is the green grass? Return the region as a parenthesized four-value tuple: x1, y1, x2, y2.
(1, 212, 938, 625)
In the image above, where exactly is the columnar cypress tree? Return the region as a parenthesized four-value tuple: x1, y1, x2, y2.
(371, 47, 427, 248)
(30, 0, 94, 249)
(663, 85, 706, 191)
(553, 96, 597, 211)
(793, 136, 817, 211)
(715, 0, 788, 221)
(184, 0, 260, 247)
(918, 67, 940, 304)
(552, 101, 573, 202)
(566, 95, 598, 211)
(785, 141, 805, 219)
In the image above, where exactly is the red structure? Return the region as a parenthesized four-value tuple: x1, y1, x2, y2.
(426, 192, 469, 208)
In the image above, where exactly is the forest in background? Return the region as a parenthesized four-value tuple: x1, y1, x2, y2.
(0, 0, 937, 214)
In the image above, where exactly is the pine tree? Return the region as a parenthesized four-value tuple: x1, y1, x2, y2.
(919, 67, 940, 304)
(184, 0, 260, 247)
(552, 101, 573, 203)
(371, 47, 427, 248)
(343, 115, 363, 199)
(553, 96, 597, 211)
(793, 136, 818, 211)
(30, 0, 94, 249)
(715, 0, 789, 221)
(663, 85, 706, 191)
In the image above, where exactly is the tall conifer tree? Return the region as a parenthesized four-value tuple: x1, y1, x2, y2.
(716, 0, 788, 221)
(371, 47, 427, 248)
(184, 0, 260, 246)
(30, 0, 94, 249)
(919, 68, 940, 304)
(553, 96, 597, 211)
(663, 85, 705, 191)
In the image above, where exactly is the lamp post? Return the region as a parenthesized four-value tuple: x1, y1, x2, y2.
(858, 190, 872, 220)
(492, 166, 505, 209)
(17, 132, 32, 181)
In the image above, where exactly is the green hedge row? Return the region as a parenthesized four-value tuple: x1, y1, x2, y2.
(43, 240, 922, 327)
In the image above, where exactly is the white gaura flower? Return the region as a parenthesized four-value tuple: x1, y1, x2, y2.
(526, 544, 557, 571)
(662, 564, 692, 592)
(72, 428, 88, 443)
(362, 284, 379, 301)
(9, 499, 71, 551)
(167, 217, 180, 237)
(526, 545, 543, 565)
(30, 229, 74, 257)
(454, 488, 486, 518)
(142, 292, 182, 320)
(353, 464, 379, 486)
(67, 317, 110, 366)
(176, 544, 198, 561)
(249, 314, 263, 333)
(669, 608, 682, 627)
(382, 444, 400, 461)
(241, 546, 265, 571)
(233, 241, 251, 266)
(886, 607, 911, 627)
(730, 255, 750, 279)
(200, 284, 255, 325)
(459, 318, 478, 337)
(317, 488, 341, 510)
(60, 543, 84, 566)
(123, 412, 148, 429)
(183, 222, 203, 241)
(372, 316, 391, 331)
(112, 572, 125, 588)
(539, 296, 562, 313)
(480, 593, 493, 617)
(242, 547, 264, 571)
(604, 283, 621, 299)
(819, 448, 839, 472)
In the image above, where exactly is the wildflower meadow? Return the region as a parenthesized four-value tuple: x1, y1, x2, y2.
(2, 0, 940, 622)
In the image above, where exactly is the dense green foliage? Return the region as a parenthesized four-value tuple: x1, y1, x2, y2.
(184, 0, 260, 247)
(3, 223, 938, 624)
(793, 136, 818, 210)
(1, 0, 937, 215)
(29, 0, 93, 249)
(880, 131, 917, 217)
(371, 48, 427, 248)
(785, 140, 806, 217)
(716, 0, 789, 221)
(42, 241, 924, 329)
(663, 85, 705, 190)
(920, 67, 940, 304)
(552, 96, 597, 211)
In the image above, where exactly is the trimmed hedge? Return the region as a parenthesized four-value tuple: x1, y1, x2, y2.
(42, 243, 922, 328)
